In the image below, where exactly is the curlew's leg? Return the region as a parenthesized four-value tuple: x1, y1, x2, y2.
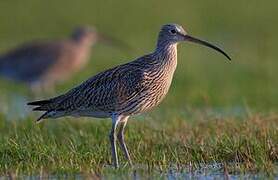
(117, 116, 133, 166)
(109, 114, 120, 168)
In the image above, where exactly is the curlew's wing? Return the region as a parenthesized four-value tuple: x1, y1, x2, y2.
(28, 57, 151, 115)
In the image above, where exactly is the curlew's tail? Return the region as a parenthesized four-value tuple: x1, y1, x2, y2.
(27, 99, 53, 111)
(35, 111, 50, 123)
(27, 99, 52, 106)
(28, 89, 72, 122)
(27, 99, 56, 123)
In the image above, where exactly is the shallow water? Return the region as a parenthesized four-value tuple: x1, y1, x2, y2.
(2, 173, 272, 179)
(3, 164, 276, 180)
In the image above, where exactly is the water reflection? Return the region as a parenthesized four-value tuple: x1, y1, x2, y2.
(2, 163, 275, 180)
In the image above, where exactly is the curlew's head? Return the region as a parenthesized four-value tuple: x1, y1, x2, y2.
(158, 24, 231, 60)
(72, 26, 98, 46)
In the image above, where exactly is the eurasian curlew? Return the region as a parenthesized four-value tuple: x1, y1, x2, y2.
(0, 26, 126, 94)
(28, 24, 231, 168)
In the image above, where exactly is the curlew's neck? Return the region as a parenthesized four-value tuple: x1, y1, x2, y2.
(152, 40, 178, 70)
(68, 39, 94, 71)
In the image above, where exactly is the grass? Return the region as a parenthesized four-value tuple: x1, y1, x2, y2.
(0, 0, 277, 178)
(0, 110, 277, 177)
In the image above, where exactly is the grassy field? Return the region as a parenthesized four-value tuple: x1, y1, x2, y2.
(0, 0, 277, 178)
(0, 112, 277, 177)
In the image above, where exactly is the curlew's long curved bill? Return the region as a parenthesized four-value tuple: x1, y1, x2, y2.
(183, 35, 231, 60)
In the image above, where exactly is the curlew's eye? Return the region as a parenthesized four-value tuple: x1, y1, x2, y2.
(170, 29, 177, 34)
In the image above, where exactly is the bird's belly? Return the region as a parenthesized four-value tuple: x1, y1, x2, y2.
(70, 109, 111, 118)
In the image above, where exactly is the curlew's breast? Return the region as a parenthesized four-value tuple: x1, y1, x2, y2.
(119, 61, 177, 116)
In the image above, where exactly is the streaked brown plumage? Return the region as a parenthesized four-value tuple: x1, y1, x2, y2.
(0, 26, 121, 93)
(28, 24, 231, 168)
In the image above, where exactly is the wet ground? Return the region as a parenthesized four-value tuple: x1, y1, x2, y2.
(3, 163, 276, 179)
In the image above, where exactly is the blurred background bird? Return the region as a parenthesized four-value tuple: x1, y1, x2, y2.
(0, 26, 129, 95)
